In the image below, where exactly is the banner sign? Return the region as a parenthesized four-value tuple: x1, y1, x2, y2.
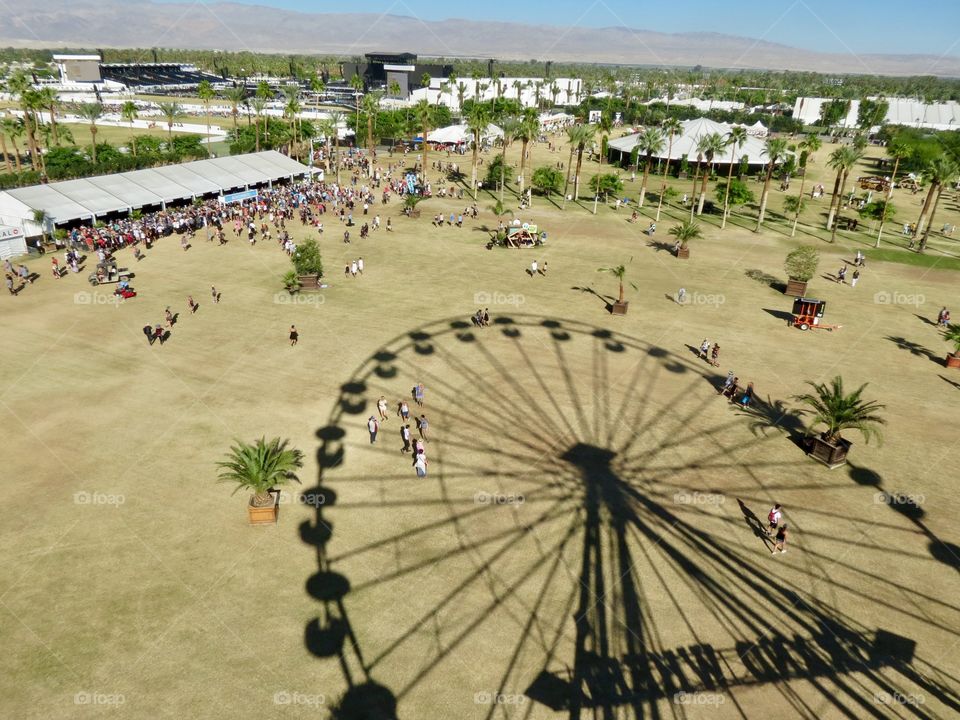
(221, 189, 259, 204)
(0, 225, 24, 242)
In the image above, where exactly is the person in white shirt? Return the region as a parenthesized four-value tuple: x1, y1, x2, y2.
(531, 259, 538, 276)
(766, 504, 782, 536)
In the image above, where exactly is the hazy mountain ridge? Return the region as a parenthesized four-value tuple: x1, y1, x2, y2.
(2, 0, 958, 76)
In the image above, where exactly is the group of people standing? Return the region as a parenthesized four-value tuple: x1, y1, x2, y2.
(369, 383, 430, 477)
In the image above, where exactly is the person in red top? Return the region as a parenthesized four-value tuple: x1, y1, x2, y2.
(767, 504, 782, 536)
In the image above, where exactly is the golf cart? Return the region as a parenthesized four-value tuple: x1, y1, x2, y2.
(88, 260, 133, 286)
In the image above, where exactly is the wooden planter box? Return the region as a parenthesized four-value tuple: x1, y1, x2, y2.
(297, 274, 320, 289)
(677, 247, 690, 259)
(611, 300, 629, 315)
(808, 435, 852, 469)
(247, 494, 279, 525)
(946, 353, 960, 369)
(407, 209, 421, 218)
(785, 279, 808, 297)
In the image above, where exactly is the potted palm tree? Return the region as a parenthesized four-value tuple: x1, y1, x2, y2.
(403, 194, 424, 218)
(943, 324, 960, 369)
(217, 437, 304, 525)
(597, 262, 636, 315)
(292, 238, 323, 289)
(793, 376, 885, 468)
(668, 220, 701, 259)
(784, 245, 819, 297)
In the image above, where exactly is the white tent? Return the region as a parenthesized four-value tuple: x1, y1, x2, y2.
(608, 118, 770, 165)
(0, 224, 28, 260)
(746, 121, 768, 137)
(426, 123, 502, 144)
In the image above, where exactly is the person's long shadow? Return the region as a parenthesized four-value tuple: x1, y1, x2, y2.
(737, 498, 772, 547)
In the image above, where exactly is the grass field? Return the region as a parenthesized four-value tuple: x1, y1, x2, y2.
(1, 135, 959, 719)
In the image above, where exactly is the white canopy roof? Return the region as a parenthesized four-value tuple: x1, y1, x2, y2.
(608, 118, 771, 164)
(426, 123, 502, 144)
(1, 151, 309, 223)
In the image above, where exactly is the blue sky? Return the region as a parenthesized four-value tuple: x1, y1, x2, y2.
(176, 0, 960, 56)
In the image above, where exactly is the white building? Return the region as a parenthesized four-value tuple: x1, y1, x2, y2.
(792, 97, 960, 131)
(408, 77, 584, 111)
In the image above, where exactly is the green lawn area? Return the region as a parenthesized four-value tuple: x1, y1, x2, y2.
(1, 134, 959, 719)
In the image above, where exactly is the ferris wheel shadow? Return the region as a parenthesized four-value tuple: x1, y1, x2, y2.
(298, 314, 960, 719)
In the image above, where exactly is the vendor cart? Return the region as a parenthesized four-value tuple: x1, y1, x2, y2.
(791, 298, 841, 331)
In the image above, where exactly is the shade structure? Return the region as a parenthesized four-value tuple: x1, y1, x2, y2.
(608, 118, 771, 165)
(0, 151, 310, 227)
(426, 123, 503, 144)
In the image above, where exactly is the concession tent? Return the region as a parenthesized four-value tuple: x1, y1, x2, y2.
(426, 123, 502, 144)
(0, 151, 309, 236)
(607, 118, 771, 167)
(0, 224, 28, 259)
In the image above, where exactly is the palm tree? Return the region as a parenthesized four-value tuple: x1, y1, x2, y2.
(7, 72, 39, 168)
(310, 75, 325, 120)
(157, 102, 183, 147)
(349, 73, 364, 140)
(78, 102, 104, 163)
(389, 80, 402, 99)
(824, 146, 860, 233)
(216, 437, 304, 509)
(596, 113, 613, 168)
(455, 81, 467, 113)
(696, 132, 726, 215)
(225, 85, 247, 134)
(793, 376, 885, 445)
(668, 219, 702, 250)
(828, 146, 863, 243)
(655, 118, 682, 222)
(875, 140, 909, 248)
(250, 97, 266, 152)
(361, 92, 381, 173)
(2, 117, 24, 173)
(36, 86, 59, 146)
(573, 124, 596, 202)
(787, 135, 819, 237)
(720, 126, 748, 228)
(943, 323, 960, 359)
(636, 127, 664, 208)
(755, 137, 789, 230)
(121, 101, 139, 156)
(498, 116, 521, 203)
(596, 262, 636, 305)
(329, 111, 345, 186)
(515, 108, 539, 197)
(197, 80, 215, 145)
(466, 102, 489, 199)
(917, 157, 959, 251)
(31, 208, 51, 246)
(562, 124, 580, 208)
(414, 99, 433, 188)
(0, 117, 12, 173)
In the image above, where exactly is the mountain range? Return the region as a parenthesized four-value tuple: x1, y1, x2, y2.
(3, 0, 959, 77)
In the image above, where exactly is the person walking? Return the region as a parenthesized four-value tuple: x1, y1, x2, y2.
(739, 381, 755, 407)
(350, 260, 357, 277)
(414, 383, 425, 407)
(719, 370, 735, 395)
(417, 414, 429, 442)
(414, 452, 428, 478)
(400, 424, 412, 454)
(677, 287, 687, 305)
(771, 524, 789, 554)
(5, 274, 15, 296)
(531, 259, 538, 276)
(188, 295, 197, 313)
(766, 503, 782, 536)
(699, 339, 710, 360)
(836, 265, 846, 284)
(357, 257, 364, 275)
(367, 415, 379, 444)
(165, 307, 175, 328)
(377, 396, 389, 421)
(289, 325, 299, 346)
(398, 400, 410, 422)
(851, 269, 860, 288)
(211, 286, 220, 304)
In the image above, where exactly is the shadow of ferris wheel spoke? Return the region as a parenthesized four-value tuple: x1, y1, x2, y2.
(300, 314, 960, 719)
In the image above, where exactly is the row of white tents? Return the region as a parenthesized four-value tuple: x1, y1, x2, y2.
(607, 118, 772, 166)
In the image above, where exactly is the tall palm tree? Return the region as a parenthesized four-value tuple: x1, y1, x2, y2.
(329, 111, 345, 186)
(0, 117, 12, 173)
(875, 140, 909, 248)
(828, 146, 863, 243)
(250, 97, 266, 152)
(793, 376, 885, 445)
(636, 127, 664, 208)
(216, 437, 304, 509)
(696, 132, 726, 215)
(225, 85, 247, 134)
(388, 80, 401, 99)
(310, 74, 325, 121)
(361, 92, 381, 174)
(455, 81, 467, 113)
(720, 125, 748, 229)
(466, 102, 489, 199)
(917, 157, 959, 251)
(788, 135, 819, 237)
(7, 72, 39, 169)
(498, 116, 521, 203)
(755, 137, 789, 230)
(157, 102, 183, 147)
(78, 102, 104, 163)
(284, 95, 303, 154)
(515, 107, 539, 196)
(197, 80, 215, 145)
(2, 117, 24, 173)
(121, 101, 139, 157)
(824, 146, 860, 232)
(688, 150, 704, 221)
(36, 86, 59, 146)
(573, 124, 596, 202)
(596, 113, 613, 168)
(414, 99, 433, 188)
(656, 117, 682, 222)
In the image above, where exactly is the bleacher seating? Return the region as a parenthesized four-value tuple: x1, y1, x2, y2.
(100, 64, 221, 89)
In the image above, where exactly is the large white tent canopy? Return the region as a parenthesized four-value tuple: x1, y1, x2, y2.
(426, 123, 502, 144)
(608, 118, 771, 165)
(0, 151, 309, 231)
